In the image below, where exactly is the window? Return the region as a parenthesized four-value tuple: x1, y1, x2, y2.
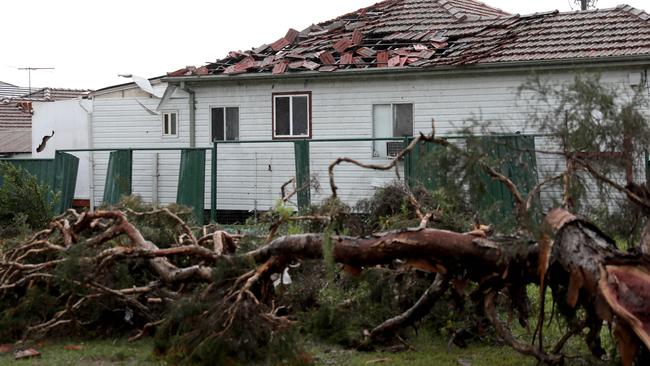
(372, 103, 414, 157)
(211, 107, 239, 141)
(273, 92, 311, 138)
(162, 112, 177, 137)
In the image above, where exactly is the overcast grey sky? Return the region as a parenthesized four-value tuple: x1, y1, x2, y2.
(1, 0, 647, 90)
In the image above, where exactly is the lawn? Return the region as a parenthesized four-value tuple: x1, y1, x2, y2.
(0, 337, 532, 366)
(0, 338, 164, 366)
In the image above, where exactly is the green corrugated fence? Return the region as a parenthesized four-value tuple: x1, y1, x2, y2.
(293, 140, 311, 211)
(468, 135, 540, 228)
(0, 153, 79, 214)
(177, 149, 206, 222)
(103, 149, 132, 205)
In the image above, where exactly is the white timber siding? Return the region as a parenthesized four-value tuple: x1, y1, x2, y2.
(193, 68, 648, 212)
(90, 84, 190, 208)
(89, 68, 649, 214)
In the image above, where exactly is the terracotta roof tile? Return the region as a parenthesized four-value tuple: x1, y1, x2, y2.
(172, 0, 650, 77)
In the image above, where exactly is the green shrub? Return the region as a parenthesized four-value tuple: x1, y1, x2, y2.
(104, 195, 196, 248)
(0, 162, 57, 235)
(355, 183, 473, 233)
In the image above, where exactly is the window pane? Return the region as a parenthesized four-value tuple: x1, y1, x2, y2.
(212, 108, 224, 141)
(275, 97, 290, 136)
(226, 107, 239, 141)
(373, 104, 392, 157)
(393, 104, 413, 137)
(163, 114, 169, 135)
(170, 113, 177, 135)
(292, 96, 308, 136)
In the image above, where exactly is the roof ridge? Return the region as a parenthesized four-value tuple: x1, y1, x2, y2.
(616, 4, 650, 22)
(437, 0, 510, 21)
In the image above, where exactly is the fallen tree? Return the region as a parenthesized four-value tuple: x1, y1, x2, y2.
(2, 201, 650, 365)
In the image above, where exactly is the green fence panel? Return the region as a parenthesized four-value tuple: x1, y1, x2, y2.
(0, 155, 79, 214)
(469, 135, 539, 229)
(53, 152, 79, 213)
(0, 159, 55, 188)
(177, 149, 206, 223)
(103, 149, 132, 205)
(406, 140, 446, 191)
(294, 140, 311, 210)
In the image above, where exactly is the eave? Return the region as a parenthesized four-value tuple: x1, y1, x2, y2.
(163, 55, 650, 85)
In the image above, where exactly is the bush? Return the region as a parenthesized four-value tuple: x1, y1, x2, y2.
(0, 162, 57, 235)
(355, 183, 473, 233)
(105, 195, 196, 248)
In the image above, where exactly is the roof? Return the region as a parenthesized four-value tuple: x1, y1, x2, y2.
(0, 129, 31, 154)
(0, 81, 30, 99)
(22, 87, 91, 100)
(168, 0, 650, 78)
(0, 100, 32, 130)
(91, 75, 165, 95)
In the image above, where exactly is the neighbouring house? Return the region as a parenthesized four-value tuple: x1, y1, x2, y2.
(86, 0, 650, 220)
(0, 84, 91, 203)
(87, 77, 190, 210)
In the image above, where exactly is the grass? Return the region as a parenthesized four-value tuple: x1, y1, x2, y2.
(0, 336, 530, 366)
(0, 338, 164, 366)
(0, 319, 618, 366)
(307, 334, 534, 366)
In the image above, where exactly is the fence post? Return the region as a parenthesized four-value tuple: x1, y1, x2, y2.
(646, 150, 649, 185)
(294, 140, 311, 210)
(211, 142, 217, 223)
(403, 136, 412, 188)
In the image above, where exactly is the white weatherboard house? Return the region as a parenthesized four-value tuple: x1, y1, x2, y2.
(87, 0, 650, 220)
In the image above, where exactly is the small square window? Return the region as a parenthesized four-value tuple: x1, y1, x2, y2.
(162, 112, 177, 137)
(273, 93, 311, 138)
(372, 103, 414, 157)
(211, 107, 239, 141)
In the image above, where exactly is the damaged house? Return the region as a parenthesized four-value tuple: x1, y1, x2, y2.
(86, 0, 650, 220)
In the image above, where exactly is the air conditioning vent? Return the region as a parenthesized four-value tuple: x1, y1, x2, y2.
(386, 141, 404, 157)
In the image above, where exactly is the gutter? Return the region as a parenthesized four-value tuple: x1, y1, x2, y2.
(163, 55, 650, 84)
(180, 81, 196, 148)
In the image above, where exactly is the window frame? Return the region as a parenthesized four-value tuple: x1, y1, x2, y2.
(161, 111, 179, 138)
(371, 102, 415, 158)
(272, 91, 312, 139)
(210, 106, 240, 142)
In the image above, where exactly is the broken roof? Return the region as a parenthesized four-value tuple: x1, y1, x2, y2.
(168, 0, 650, 78)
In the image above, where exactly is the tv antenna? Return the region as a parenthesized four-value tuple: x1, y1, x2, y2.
(571, 0, 597, 11)
(17, 66, 55, 99)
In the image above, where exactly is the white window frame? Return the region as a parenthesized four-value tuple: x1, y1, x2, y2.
(210, 106, 240, 142)
(161, 111, 178, 138)
(372, 103, 415, 158)
(272, 92, 311, 139)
